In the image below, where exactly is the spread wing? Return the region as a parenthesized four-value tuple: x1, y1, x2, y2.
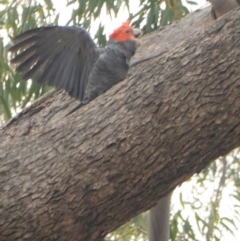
(9, 26, 100, 101)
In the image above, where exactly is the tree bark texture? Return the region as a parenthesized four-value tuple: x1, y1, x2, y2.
(1, 6, 240, 241)
(146, 4, 240, 241)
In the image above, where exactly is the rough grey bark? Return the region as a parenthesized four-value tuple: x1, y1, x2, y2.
(147, 3, 240, 241)
(148, 194, 172, 241)
(1, 6, 240, 241)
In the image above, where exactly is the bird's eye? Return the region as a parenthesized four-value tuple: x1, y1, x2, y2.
(125, 30, 130, 34)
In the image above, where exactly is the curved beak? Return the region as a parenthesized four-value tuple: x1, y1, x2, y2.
(133, 28, 143, 38)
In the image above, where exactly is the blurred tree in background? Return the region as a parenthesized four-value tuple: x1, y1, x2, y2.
(1, 0, 240, 240)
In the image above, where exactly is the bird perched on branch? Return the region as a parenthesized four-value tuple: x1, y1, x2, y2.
(9, 21, 142, 114)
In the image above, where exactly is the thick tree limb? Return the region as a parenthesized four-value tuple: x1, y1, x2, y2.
(1, 6, 240, 241)
(147, 4, 240, 241)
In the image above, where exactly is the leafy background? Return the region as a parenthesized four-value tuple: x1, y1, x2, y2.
(1, 0, 240, 240)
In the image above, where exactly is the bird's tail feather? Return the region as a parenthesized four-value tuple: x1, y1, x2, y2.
(65, 102, 85, 116)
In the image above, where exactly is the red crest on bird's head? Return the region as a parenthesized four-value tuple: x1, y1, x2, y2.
(109, 21, 135, 42)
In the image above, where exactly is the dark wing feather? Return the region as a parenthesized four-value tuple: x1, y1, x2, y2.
(9, 26, 100, 101)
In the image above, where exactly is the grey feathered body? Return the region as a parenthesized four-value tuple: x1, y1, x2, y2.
(85, 40, 137, 102)
(9, 26, 138, 107)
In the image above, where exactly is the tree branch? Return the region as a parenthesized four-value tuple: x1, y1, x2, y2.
(1, 6, 240, 241)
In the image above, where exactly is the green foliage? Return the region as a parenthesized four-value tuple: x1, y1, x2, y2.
(168, 152, 240, 241)
(106, 212, 148, 241)
(0, 0, 56, 121)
